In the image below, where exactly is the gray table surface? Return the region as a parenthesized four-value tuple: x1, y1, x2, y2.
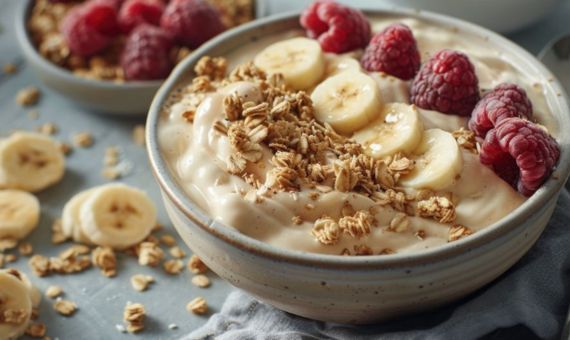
(1, 0, 570, 339)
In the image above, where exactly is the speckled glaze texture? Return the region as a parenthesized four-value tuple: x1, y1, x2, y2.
(15, 0, 161, 115)
(147, 10, 570, 323)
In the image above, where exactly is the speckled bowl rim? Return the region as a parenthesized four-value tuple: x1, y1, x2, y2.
(147, 8, 570, 270)
(15, 0, 162, 90)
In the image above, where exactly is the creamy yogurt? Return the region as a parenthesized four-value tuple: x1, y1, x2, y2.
(158, 16, 553, 255)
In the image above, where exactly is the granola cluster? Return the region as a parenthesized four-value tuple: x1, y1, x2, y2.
(168, 56, 470, 254)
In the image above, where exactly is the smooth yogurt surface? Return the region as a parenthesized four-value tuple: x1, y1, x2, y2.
(158, 16, 555, 255)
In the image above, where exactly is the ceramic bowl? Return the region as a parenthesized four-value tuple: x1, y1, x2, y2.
(15, 0, 164, 115)
(147, 10, 570, 323)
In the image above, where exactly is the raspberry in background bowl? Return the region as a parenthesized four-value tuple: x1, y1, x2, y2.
(15, 0, 256, 114)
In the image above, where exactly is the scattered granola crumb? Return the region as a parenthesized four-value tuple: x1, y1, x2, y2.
(311, 216, 340, 246)
(46, 285, 63, 299)
(3, 63, 17, 74)
(163, 259, 184, 275)
(18, 242, 33, 256)
(339, 210, 374, 238)
(132, 125, 145, 146)
(160, 234, 177, 247)
(388, 213, 409, 233)
(452, 127, 478, 153)
(92, 246, 117, 277)
(57, 142, 73, 156)
(16, 86, 40, 106)
(188, 255, 208, 274)
(138, 242, 164, 267)
(194, 56, 227, 80)
(186, 297, 208, 315)
(29, 255, 51, 277)
(104, 146, 120, 166)
(130, 274, 155, 292)
(417, 196, 456, 224)
(51, 219, 68, 244)
(25, 322, 47, 338)
(191, 274, 211, 288)
(449, 224, 473, 242)
(291, 215, 303, 225)
(30, 307, 39, 321)
(124, 303, 145, 333)
(169, 246, 186, 259)
(36, 122, 58, 135)
(72, 132, 94, 148)
(53, 299, 77, 316)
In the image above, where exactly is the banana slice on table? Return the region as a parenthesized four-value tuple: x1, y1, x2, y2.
(0, 271, 33, 340)
(0, 132, 65, 192)
(79, 184, 156, 249)
(0, 190, 40, 240)
(62, 189, 96, 245)
(353, 103, 424, 159)
(254, 37, 325, 90)
(399, 128, 463, 191)
(311, 70, 383, 134)
(1, 269, 41, 307)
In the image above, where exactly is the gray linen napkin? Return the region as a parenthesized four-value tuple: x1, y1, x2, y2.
(185, 189, 570, 340)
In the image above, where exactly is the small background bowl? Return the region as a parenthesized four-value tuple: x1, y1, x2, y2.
(147, 9, 570, 323)
(15, 0, 161, 115)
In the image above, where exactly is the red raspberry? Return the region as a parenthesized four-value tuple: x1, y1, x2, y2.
(120, 24, 173, 80)
(410, 49, 480, 116)
(61, 7, 113, 57)
(160, 0, 225, 49)
(300, 1, 371, 54)
(480, 117, 560, 196)
(82, 0, 120, 35)
(468, 83, 533, 138)
(360, 23, 420, 80)
(118, 0, 164, 33)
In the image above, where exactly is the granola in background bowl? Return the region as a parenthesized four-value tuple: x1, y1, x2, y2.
(26, 0, 255, 82)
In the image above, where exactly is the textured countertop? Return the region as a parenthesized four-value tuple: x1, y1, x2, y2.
(1, 0, 569, 339)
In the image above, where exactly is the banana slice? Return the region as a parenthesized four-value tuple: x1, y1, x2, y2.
(0, 132, 65, 192)
(399, 129, 463, 190)
(0, 271, 33, 340)
(1, 269, 41, 307)
(353, 103, 424, 159)
(79, 184, 156, 249)
(253, 37, 325, 90)
(325, 55, 362, 77)
(311, 70, 383, 134)
(0, 190, 40, 240)
(62, 189, 96, 245)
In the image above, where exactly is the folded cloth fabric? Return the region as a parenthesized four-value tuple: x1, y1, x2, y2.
(185, 189, 570, 340)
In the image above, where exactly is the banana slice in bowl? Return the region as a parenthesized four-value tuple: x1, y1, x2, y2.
(79, 184, 156, 250)
(325, 55, 362, 77)
(0, 190, 40, 240)
(254, 37, 325, 90)
(0, 132, 65, 192)
(353, 103, 424, 159)
(399, 128, 463, 191)
(311, 70, 383, 134)
(0, 271, 33, 340)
